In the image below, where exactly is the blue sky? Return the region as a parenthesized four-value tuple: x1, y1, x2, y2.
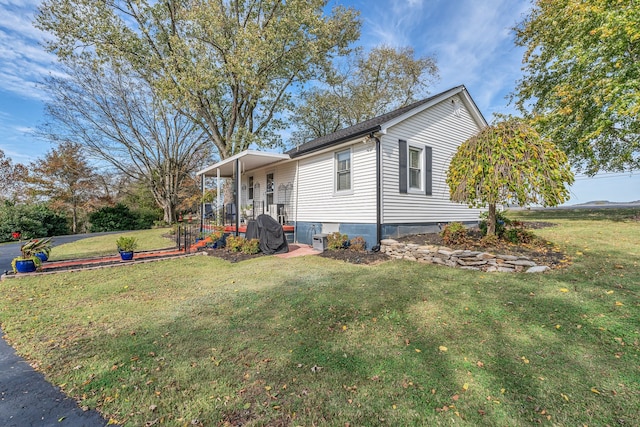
(1, 0, 638, 204)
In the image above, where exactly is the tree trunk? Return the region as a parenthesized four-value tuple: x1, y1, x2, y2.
(71, 205, 78, 234)
(487, 203, 497, 236)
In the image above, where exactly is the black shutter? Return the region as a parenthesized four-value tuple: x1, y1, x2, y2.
(399, 139, 407, 194)
(425, 146, 432, 196)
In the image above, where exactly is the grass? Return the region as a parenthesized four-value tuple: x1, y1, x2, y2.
(48, 228, 175, 261)
(1, 210, 639, 426)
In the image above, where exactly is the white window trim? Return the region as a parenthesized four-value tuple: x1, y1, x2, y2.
(408, 143, 423, 194)
(334, 147, 354, 195)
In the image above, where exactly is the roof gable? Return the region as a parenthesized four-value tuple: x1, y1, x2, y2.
(287, 85, 486, 158)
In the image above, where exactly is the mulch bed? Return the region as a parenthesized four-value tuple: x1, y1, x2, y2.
(203, 221, 568, 268)
(203, 248, 264, 263)
(203, 246, 388, 265)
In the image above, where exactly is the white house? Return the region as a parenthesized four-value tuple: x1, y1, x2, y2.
(196, 85, 487, 249)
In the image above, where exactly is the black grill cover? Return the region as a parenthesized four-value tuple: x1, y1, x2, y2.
(256, 214, 289, 255)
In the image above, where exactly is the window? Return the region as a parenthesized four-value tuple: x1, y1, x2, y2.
(336, 149, 351, 192)
(409, 147, 422, 190)
(399, 139, 432, 195)
(248, 176, 254, 200)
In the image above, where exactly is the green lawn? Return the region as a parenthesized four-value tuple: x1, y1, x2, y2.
(1, 211, 638, 426)
(48, 228, 175, 261)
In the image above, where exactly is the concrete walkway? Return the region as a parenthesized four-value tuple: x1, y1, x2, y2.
(0, 329, 109, 426)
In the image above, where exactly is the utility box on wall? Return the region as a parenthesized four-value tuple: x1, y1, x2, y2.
(312, 233, 328, 252)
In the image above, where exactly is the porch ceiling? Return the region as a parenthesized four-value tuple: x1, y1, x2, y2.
(196, 150, 290, 178)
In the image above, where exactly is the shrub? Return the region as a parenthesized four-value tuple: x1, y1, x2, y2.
(0, 202, 69, 241)
(327, 232, 348, 250)
(504, 223, 534, 244)
(226, 235, 245, 252)
(89, 203, 143, 232)
(349, 236, 366, 252)
(241, 238, 260, 254)
(440, 222, 468, 245)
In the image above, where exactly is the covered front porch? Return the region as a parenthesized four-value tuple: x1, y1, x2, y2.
(196, 150, 295, 239)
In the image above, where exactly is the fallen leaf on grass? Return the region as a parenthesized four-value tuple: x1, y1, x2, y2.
(559, 288, 569, 293)
(462, 383, 469, 391)
(438, 346, 448, 352)
(615, 301, 624, 306)
(521, 356, 530, 364)
(561, 393, 569, 402)
(591, 387, 600, 395)
(476, 361, 484, 368)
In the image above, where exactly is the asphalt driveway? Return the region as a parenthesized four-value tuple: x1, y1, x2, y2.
(0, 232, 119, 273)
(1, 232, 119, 426)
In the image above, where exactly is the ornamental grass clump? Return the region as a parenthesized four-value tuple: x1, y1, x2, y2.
(115, 236, 138, 252)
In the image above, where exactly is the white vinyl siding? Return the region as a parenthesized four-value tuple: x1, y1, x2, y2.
(382, 94, 484, 224)
(296, 142, 377, 223)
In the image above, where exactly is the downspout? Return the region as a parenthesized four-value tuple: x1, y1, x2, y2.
(375, 134, 382, 248)
(294, 160, 299, 244)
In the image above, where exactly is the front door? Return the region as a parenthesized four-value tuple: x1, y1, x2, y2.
(266, 172, 274, 210)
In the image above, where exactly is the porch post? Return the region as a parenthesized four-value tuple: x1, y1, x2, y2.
(216, 168, 221, 226)
(200, 173, 205, 233)
(235, 158, 240, 236)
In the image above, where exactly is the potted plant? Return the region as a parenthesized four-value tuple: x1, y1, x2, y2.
(12, 238, 52, 273)
(207, 226, 226, 249)
(116, 236, 138, 260)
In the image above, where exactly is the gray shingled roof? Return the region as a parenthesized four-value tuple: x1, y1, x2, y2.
(286, 86, 465, 158)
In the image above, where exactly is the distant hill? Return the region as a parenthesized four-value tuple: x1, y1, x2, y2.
(571, 200, 640, 207)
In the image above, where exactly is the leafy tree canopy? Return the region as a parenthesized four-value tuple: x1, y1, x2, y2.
(514, 0, 640, 174)
(37, 0, 361, 159)
(27, 141, 98, 233)
(290, 45, 438, 145)
(447, 118, 574, 235)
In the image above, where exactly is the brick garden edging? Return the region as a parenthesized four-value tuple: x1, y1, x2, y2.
(380, 239, 550, 273)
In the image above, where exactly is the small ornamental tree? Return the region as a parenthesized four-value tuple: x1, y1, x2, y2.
(446, 118, 574, 236)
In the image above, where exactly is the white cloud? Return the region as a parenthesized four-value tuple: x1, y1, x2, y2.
(0, 1, 59, 100)
(356, 0, 531, 116)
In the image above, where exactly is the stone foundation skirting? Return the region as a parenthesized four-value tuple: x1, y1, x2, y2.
(380, 239, 550, 273)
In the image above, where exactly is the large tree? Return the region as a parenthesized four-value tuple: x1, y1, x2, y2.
(514, 0, 640, 174)
(291, 45, 438, 144)
(0, 150, 28, 202)
(37, 0, 361, 159)
(447, 119, 574, 235)
(27, 141, 98, 233)
(41, 63, 211, 223)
